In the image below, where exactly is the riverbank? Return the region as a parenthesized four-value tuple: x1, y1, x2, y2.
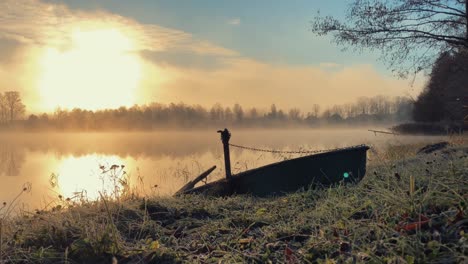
(1, 139, 467, 263)
(392, 122, 466, 135)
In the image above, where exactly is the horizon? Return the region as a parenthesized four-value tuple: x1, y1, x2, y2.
(0, 0, 424, 114)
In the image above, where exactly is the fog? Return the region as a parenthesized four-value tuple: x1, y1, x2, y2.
(1, 95, 415, 132)
(0, 129, 447, 211)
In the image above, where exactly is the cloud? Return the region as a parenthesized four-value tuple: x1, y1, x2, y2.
(227, 18, 241, 26)
(319, 62, 342, 69)
(0, 0, 422, 113)
(0, 0, 241, 112)
(0, 0, 238, 56)
(0, 44, 44, 109)
(0, 38, 22, 63)
(140, 50, 228, 70)
(142, 57, 421, 111)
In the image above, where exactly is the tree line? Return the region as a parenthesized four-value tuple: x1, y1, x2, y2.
(0, 91, 25, 125)
(4, 95, 411, 131)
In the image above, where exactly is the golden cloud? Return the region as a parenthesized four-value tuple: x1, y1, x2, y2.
(0, 0, 238, 56)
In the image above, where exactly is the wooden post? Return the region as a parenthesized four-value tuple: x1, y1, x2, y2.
(217, 128, 232, 179)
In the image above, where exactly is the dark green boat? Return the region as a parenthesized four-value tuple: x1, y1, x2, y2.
(182, 144, 370, 196)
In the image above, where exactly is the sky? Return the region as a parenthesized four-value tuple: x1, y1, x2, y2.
(0, 0, 424, 113)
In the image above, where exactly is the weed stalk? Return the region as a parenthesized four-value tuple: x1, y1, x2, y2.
(99, 192, 121, 254)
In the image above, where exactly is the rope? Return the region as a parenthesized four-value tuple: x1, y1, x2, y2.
(228, 143, 367, 155)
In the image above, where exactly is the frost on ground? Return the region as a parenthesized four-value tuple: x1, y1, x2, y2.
(1, 140, 467, 263)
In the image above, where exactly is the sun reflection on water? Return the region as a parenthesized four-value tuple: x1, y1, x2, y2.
(55, 155, 127, 200)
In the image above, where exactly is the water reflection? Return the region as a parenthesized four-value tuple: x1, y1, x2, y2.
(55, 155, 127, 200)
(0, 132, 220, 158)
(0, 129, 448, 212)
(0, 143, 25, 177)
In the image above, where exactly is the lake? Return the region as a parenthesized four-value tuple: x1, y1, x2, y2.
(0, 128, 446, 212)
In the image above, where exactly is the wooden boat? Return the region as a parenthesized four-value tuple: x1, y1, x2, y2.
(181, 144, 370, 196)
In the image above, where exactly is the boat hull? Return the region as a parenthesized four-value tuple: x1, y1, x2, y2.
(183, 145, 370, 196)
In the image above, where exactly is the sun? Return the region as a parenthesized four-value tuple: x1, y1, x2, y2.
(38, 29, 142, 111)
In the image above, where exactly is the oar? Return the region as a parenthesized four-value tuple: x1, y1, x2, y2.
(174, 165, 216, 196)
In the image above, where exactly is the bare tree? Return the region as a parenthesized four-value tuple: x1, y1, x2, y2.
(233, 103, 244, 122)
(4, 91, 25, 123)
(312, 104, 321, 118)
(356, 97, 370, 115)
(311, 0, 468, 77)
(0, 93, 7, 124)
(288, 108, 302, 120)
(248, 107, 259, 119)
(210, 103, 224, 121)
(268, 104, 278, 119)
(224, 107, 234, 122)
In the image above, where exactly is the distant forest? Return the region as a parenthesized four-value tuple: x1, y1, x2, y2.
(0, 94, 413, 131)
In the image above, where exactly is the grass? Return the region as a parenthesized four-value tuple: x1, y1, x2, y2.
(0, 139, 467, 263)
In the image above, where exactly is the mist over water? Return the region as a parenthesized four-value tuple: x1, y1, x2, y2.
(0, 128, 447, 211)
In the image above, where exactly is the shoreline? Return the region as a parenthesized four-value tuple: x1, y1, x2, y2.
(1, 140, 467, 263)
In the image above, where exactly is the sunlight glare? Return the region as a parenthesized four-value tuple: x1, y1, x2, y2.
(56, 155, 127, 200)
(38, 29, 142, 111)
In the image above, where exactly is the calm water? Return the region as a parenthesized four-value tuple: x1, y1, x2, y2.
(0, 128, 446, 212)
